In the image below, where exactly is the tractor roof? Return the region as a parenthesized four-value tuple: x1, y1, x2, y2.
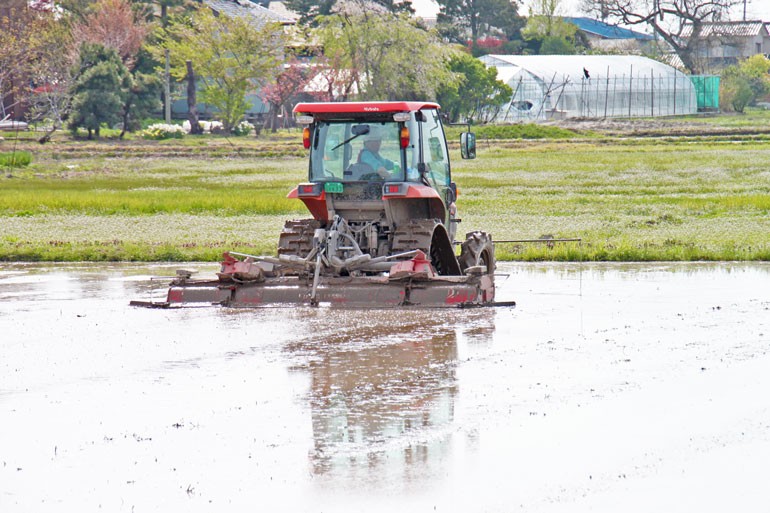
(293, 101, 440, 118)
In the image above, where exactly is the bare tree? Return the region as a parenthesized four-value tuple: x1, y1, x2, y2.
(0, 3, 43, 120)
(579, 0, 743, 73)
(26, 18, 76, 142)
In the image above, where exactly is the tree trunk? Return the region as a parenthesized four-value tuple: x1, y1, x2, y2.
(119, 114, 128, 139)
(119, 94, 131, 140)
(38, 124, 58, 144)
(470, 10, 479, 52)
(185, 61, 203, 135)
(269, 103, 278, 133)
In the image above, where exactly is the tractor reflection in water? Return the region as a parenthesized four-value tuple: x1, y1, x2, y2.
(286, 310, 496, 479)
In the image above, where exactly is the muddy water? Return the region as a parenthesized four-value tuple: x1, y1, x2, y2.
(1, 262, 769, 512)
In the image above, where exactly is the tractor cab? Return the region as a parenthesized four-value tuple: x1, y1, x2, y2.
(292, 102, 475, 245)
(302, 107, 449, 187)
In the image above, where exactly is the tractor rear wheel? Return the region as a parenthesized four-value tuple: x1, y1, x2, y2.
(458, 231, 495, 275)
(392, 219, 462, 276)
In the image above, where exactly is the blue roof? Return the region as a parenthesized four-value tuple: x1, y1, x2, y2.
(564, 17, 654, 40)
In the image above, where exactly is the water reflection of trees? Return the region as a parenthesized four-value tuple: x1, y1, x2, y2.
(288, 316, 461, 481)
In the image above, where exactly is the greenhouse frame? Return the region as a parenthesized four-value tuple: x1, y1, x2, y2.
(479, 55, 700, 122)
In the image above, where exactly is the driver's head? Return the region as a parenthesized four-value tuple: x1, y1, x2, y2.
(364, 126, 382, 150)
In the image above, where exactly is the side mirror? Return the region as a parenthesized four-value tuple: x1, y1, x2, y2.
(460, 132, 476, 159)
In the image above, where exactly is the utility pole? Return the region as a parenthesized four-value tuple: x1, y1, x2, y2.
(165, 49, 171, 123)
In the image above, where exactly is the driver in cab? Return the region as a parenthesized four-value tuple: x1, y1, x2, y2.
(359, 126, 398, 179)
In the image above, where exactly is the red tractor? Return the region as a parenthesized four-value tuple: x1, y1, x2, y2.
(133, 102, 499, 308)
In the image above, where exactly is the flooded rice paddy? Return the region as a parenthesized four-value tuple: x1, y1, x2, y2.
(1, 262, 770, 512)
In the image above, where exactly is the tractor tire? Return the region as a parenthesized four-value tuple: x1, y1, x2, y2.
(392, 219, 462, 276)
(458, 231, 495, 275)
(277, 219, 320, 259)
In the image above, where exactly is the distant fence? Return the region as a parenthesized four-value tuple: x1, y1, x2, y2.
(495, 72, 718, 123)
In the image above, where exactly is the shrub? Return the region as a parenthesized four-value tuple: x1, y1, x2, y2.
(0, 151, 32, 168)
(720, 55, 770, 112)
(231, 120, 254, 136)
(141, 123, 185, 140)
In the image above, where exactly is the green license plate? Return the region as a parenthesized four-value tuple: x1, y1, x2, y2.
(324, 182, 344, 193)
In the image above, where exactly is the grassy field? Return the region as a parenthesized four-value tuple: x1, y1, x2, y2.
(1, 122, 769, 262)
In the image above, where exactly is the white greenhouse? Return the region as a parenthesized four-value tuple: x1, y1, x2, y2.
(479, 55, 698, 122)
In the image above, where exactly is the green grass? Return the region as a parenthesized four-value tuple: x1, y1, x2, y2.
(657, 107, 770, 128)
(0, 158, 305, 216)
(1, 128, 770, 262)
(0, 151, 32, 168)
(455, 140, 770, 261)
(445, 123, 586, 140)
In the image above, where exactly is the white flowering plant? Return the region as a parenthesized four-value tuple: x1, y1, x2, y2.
(142, 123, 185, 140)
(231, 120, 254, 136)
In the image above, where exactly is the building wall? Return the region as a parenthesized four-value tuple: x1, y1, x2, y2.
(693, 29, 770, 71)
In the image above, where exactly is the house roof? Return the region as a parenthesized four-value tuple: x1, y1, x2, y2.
(681, 20, 769, 38)
(564, 17, 654, 40)
(203, 0, 296, 26)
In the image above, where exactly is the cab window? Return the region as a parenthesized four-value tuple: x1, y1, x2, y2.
(420, 110, 450, 187)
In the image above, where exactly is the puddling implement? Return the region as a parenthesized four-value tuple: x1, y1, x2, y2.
(131, 101, 513, 309)
(132, 248, 496, 309)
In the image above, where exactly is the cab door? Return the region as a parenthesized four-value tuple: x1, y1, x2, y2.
(419, 109, 452, 224)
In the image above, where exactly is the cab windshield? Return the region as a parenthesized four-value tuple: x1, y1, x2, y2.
(310, 121, 409, 182)
(307, 110, 451, 188)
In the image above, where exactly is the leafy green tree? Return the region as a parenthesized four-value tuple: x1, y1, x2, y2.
(68, 0, 160, 138)
(536, 34, 576, 54)
(56, 0, 97, 20)
(132, 0, 196, 27)
(315, 11, 457, 101)
(68, 43, 131, 138)
(436, 0, 522, 51)
(720, 55, 770, 113)
(120, 49, 162, 137)
(735, 54, 770, 99)
(522, 0, 585, 54)
(156, 9, 284, 132)
(436, 51, 512, 122)
(721, 74, 753, 113)
(282, 0, 336, 25)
